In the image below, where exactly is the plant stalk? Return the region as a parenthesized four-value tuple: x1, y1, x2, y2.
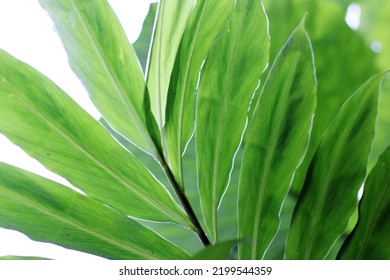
(159, 155, 210, 246)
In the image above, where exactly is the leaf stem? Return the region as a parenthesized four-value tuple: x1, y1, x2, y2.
(159, 154, 210, 246)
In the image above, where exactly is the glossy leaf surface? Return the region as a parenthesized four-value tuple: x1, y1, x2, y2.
(0, 50, 190, 227)
(338, 146, 390, 259)
(285, 73, 384, 259)
(39, 0, 160, 155)
(238, 20, 316, 259)
(164, 0, 235, 185)
(0, 163, 189, 260)
(196, 0, 270, 242)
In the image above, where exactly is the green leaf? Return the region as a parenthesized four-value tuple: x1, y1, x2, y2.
(38, 0, 160, 156)
(0, 163, 189, 260)
(262, 0, 378, 195)
(164, 0, 235, 185)
(146, 0, 195, 131)
(133, 3, 158, 72)
(0, 256, 50, 260)
(338, 146, 390, 259)
(196, 0, 270, 242)
(238, 19, 316, 260)
(191, 239, 243, 260)
(0, 50, 191, 227)
(285, 73, 384, 259)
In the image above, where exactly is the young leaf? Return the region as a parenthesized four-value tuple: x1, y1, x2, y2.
(39, 0, 160, 156)
(196, 0, 270, 242)
(133, 3, 158, 72)
(338, 146, 390, 259)
(146, 0, 195, 131)
(0, 50, 191, 227)
(238, 20, 316, 260)
(0, 163, 189, 260)
(164, 0, 235, 185)
(285, 73, 384, 259)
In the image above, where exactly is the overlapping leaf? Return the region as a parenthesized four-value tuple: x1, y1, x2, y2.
(0, 50, 191, 227)
(0, 163, 189, 260)
(146, 0, 195, 132)
(39, 0, 160, 156)
(238, 20, 316, 260)
(191, 239, 242, 260)
(133, 3, 157, 72)
(338, 146, 390, 259)
(164, 0, 235, 185)
(285, 73, 384, 259)
(196, 0, 269, 242)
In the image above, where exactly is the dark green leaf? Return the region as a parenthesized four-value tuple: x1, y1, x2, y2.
(0, 50, 191, 227)
(338, 146, 390, 259)
(191, 239, 243, 260)
(196, 0, 269, 242)
(238, 19, 316, 260)
(39, 0, 160, 156)
(285, 73, 384, 259)
(262, 0, 378, 195)
(164, 0, 235, 185)
(0, 163, 189, 260)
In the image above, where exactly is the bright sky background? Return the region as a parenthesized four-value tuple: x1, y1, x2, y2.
(0, 0, 155, 260)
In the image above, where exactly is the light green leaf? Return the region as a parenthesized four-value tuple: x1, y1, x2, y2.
(338, 146, 390, 259)
(133, 3, 158, 72)
(0, 256, 50, 260)
(39, 0, 160, 156)
(285, 73, 384, 259)
(147, 0, 195, 132)
(191, 239, 243, 260)
(238, 20, 316, 260)
(0, 50, 191, 227)
(196, 0, 269, 242)
(0, 163, 189, 260)
(164, 0, 235, 185)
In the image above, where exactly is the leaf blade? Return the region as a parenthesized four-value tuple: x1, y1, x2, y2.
(191, 239, 243, 260)
(196, 0, 270, 242)
(0, 49, 191, 227)
(238, 20, 316, 259)
(285, 73, 384, 259)
(164, 0, 235, 185)
(0, 163, 189, 260)
(39, 0, 160, 155)
(338, 146, 390, 259)
(146, 0, 195, 131)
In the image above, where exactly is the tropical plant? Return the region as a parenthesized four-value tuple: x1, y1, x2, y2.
(0, 0, 389, 260)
